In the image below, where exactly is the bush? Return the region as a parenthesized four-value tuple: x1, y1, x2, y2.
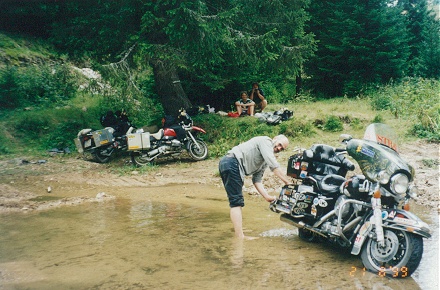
(369, 78, 439, 141)
(0, 64, 78, 110)
(12, 112, 51, 140)
(323, 115, 344, 132)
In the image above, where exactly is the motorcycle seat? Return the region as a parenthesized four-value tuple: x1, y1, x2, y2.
(303, 144, 355, 177)
(319, 174, 346, 195)
(151, 129, 164, 140)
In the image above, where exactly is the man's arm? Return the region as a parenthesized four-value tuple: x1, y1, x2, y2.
(256, 89, 265, 100)
(272, 167, 291, 185)
(254, 182, 276, 202)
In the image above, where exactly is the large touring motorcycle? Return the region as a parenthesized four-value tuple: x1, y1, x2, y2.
(271, 123, 431, 277)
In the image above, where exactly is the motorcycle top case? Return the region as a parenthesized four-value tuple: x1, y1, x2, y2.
(127, 132, 151, 151)
(286, 153, 305, 178)
(92, 128, 114, 147)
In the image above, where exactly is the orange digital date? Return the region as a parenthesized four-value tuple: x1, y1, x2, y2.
(349, 266, 408, 278)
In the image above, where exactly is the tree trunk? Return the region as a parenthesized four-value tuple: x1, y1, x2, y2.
(295, 73, 302, 96)
(152, 60, 192, 116)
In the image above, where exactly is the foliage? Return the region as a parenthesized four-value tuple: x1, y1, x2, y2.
(304, 0, 439, 97)
(398, 0, 440, 78)
(0, 64, 78, 109)
(372, 114, 384, 124)
(0, 133, 11, 154)
(192, 113, 315, 157)
(6, 106, 102, 152)
(369, 77, 439, 142)
(96, 63, 164, 128)
(0, 33, 59, 65)
(323, 115, 344, 132)
(18, 0, 315, 114)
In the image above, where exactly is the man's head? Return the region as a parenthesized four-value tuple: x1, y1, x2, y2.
(252, 82, 259, 89)
(273, 135, 289, 153)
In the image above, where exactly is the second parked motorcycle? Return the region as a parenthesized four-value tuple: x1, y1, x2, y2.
(270, 123, 431, 278)
(128, 111, 208, 166)
(74, 126, 134, 163)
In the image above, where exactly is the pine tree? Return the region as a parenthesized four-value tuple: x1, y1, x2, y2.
(398, 0, 440, 77)
(305, 0, 410, 97)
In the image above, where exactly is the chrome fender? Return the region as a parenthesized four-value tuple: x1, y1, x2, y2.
(351, 209, 431, 255)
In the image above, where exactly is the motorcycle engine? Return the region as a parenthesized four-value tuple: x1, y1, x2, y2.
(334, 195, 353, 218)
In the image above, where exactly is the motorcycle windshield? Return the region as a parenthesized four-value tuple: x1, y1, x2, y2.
(363, 123, 399, 153)
(346, 123, 413, 182)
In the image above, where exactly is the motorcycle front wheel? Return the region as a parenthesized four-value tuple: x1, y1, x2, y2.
(298, 228, 321, 243)
(187, 138, 208, 161)
(360, 229, 423, 277)
(92, 147, 112, 163)
(131, 152, 154, 167)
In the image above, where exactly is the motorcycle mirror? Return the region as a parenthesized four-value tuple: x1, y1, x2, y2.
(339, 134, 353, 143)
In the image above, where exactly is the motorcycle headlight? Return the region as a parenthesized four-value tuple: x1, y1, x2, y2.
(377, 170, 391, 184)
(408, 184, 418, 199)
(390, 173, 409, 195)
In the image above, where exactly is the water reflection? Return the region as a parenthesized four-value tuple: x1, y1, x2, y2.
(0, 194, 437, 290)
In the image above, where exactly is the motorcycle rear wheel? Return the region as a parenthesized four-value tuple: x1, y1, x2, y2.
(92, 149, 111, 163)
(360, 229, 423, 277)
(131, 152, 154, 167)
(187, 138, 208, 161)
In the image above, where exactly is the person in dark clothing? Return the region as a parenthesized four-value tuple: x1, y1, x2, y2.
(249, 82, 267, 112)
(100, 110, 119, 128)
(115, 110, 132, 136)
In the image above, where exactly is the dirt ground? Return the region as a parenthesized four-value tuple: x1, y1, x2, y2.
(0, 140, 438, 213)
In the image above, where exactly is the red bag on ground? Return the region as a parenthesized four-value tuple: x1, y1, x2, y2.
(228, 112, 240, 118)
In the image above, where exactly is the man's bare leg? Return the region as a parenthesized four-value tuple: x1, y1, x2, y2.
(230, 206, 244, 238)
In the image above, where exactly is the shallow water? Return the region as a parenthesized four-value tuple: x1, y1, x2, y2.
(0, 185, 438, 290)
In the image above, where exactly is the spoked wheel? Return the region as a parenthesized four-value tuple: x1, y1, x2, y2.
(131, 152, 155, 167)
(360, 229, 423, 277)
(92, 147, 112, 163)
(187, 138, 208, 161)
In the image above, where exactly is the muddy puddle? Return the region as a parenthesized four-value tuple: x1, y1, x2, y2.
(0, 184, 438, 290)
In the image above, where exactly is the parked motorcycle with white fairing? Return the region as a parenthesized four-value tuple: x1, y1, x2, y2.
(128, 112, 208, 166)
(270, 123, 431, 277)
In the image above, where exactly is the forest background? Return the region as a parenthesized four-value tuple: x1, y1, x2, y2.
(0, 0, 439, 158)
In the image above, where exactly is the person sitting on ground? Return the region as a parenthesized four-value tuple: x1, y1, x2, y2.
(249, 82, 267, 112)
(235, 91, 255, 116)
